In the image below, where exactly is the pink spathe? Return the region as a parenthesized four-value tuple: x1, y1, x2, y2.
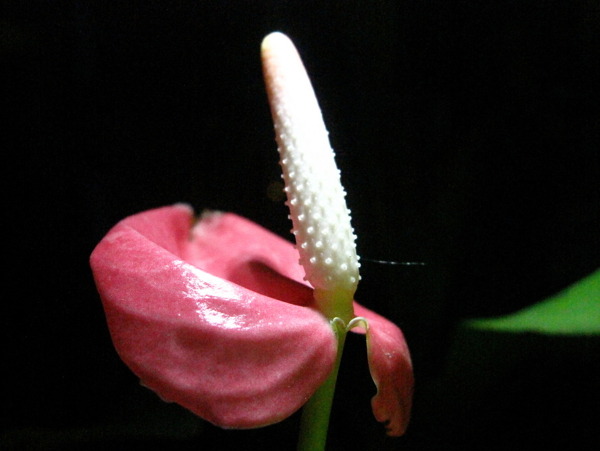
(90, 204, 413, 435)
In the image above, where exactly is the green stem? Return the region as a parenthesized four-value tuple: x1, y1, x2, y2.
(297, 320, 347, 451)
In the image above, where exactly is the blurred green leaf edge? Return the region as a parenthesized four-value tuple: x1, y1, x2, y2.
(466, 268, 600, 335)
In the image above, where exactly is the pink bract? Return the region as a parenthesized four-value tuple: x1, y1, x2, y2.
(90, 204, 413, 434)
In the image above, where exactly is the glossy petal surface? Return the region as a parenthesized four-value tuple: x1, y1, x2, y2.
(90, 204, 337, 428)
(353, 304, 414, 436)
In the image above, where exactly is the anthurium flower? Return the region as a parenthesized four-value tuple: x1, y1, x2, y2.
(90, 32, 413, 438)
(91, 205, 412, 433)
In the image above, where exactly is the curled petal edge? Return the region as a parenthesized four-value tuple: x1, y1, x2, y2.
(90, 204, 337, 429)
(352, 304, 414, 436)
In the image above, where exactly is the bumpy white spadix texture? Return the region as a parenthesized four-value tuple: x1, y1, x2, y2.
(261, 32, 360, 316)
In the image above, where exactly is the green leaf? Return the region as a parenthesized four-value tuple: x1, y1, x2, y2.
(466, 268, 600, 335)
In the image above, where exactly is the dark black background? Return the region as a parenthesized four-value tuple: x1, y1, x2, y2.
(3, 1, 599, 450)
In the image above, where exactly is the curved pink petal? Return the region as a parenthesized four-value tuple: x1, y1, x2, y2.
(353, 303, 414, 436)
(184, 208, 316, 308)
(90, 204, 336, 428)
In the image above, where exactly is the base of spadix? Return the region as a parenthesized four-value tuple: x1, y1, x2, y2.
(313, 288, 355, 324)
